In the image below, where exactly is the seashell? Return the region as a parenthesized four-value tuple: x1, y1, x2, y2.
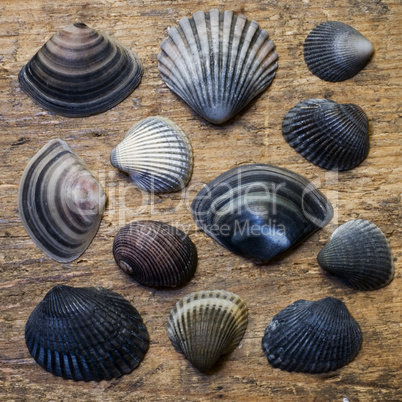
(158, 9, 278, 124)
(18, 139, 106, 263)
(19, 22, 142, 117)
(262, 297, 362, 373)
(282, 99, 369, 171)
(110, 116, 193, 193)
(25, 285, 149, 381)
(167, 290, 248, 371)
(113, 221, 197, 287)
(192, 164, 333, 263)
(318, 219, 394, 290)
(304, 21, 374, 82)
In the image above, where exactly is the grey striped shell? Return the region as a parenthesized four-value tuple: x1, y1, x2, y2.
(282, 99, 369, 171)
(25, 285, 149, 381)
(19, 22, 142, 117)
(113, 221, 197, 287)
(18, 139, 106, 263)
(167, 290, 248, 371)
(262, 297, 362, 373)
(304, 21, 374, 82)
(158, 9, 278, 124)
(318, 219, 394, 290)
(110, 117, 193, 193)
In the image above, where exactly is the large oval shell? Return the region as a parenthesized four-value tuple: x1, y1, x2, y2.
(167, 290, 248, 371)
(191, 164, 333, 263)
(19, 22, 142, 117)
(18, 139, 106, 263)
(282, 99, 369, 171)
(318, 219, 394, 290)
(158, 9, 278, 124)
(113, 221, 197, 287)
(262, 297, 362, 373)
(25, 285, 149, 381)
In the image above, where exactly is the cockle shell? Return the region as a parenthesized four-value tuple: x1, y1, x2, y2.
(18, 139, 106, 263)
(167, 290, 248, 371)
(19, 22, 142, 117)
(282, 99, 369, 171)
(192, 164, 333, 263)
(318, 219, 394, 290)
(262, 297, 362, 373)
(25, 285, 149, 381)
(158, 9, 278, 124)
(113, 221, 197, 287)
(110, 116, 193, 193)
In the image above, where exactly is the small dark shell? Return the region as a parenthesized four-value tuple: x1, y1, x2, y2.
(25, 285, 149, 381)
(282, 99, 369, 171)
(113, 221, 197, 287)
(262, 297, 362, 373)
(318, 219, 394, 290)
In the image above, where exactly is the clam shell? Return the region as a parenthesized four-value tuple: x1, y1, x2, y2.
(110, 116, 193, 193)
(167, 290, 248, 371)
(282, 99, 369, 171)
(19, 22, 142, 117)
(113, 221, 197, 287)
(318, 219, 394, 290)
(191, 164, 333, 263)
(18, 139, 106, 263)
(304, 21, 374, 82)
(262, 297, 362, 373)
(158, 9, 278, 124)
(25, 285, 149, 381)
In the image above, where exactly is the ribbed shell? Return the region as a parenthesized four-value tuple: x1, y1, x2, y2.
(18, 22, 142, 117)
(304, 21, 374, 82)
(25, 285, 149, 381)
(262, 297, 362, 373)
(282, 99, 369, 171)
(110, 116, 193, 193)
(18, 139, 106, 263)
(158, 9, 278, 124)
(113, 221, 197, 287)
(167, 290, 248, 371)
(318, 219, 394, 290)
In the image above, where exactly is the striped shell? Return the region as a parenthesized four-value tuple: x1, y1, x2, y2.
(158, 9, 278, 124)
(110, 116, 193, 193)
(18, 139, 106, 263)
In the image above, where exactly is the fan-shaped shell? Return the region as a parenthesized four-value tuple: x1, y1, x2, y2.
(167, 290, 248, 371)
(110, 116, 193, 193)
(191, 164, 333, 263)
(317, 219, 394, 290)
(19, 22, 142, 117)
(113, 221, 197, 287)
(262, 297, 362, 373)
(304, 21, 374, 82)
(25, 285, 149, 381)
(158, 9, 278, 124)
(282, 99, 369, 171)
(18, 139, 106, 263)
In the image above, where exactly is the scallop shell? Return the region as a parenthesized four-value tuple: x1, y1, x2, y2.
(110, 116, 193, 193)
(262, 297, 362, 373)
(192, 164, 333, 263)
(158, 9, 278, 124)
(25, 285, 149, 381)
(113, 221, 197, 287)
(317, 219, 394, 290)
(282, 99, 369, 171)
(304, 21, 374, 82)
(19, 22, 142, 117)
(167, 290, 248, 371)
(18, 139, 106, 263)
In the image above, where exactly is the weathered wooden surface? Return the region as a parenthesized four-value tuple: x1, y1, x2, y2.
(0, 0, 401, 400)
